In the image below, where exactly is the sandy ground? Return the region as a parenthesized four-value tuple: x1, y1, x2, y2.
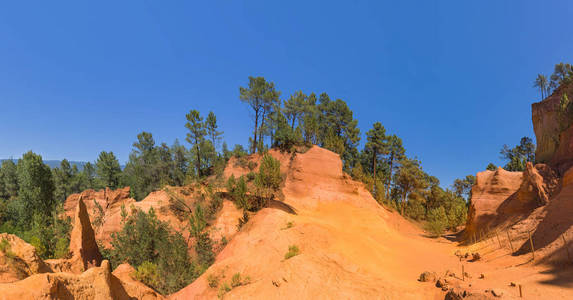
(171, 147, 573, 299)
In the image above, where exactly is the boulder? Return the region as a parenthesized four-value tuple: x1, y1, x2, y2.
(418, 271, 437, 282)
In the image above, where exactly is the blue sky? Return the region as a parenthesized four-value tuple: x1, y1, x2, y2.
(1, 1, 572, 187)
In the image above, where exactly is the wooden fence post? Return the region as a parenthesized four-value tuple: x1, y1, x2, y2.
(507, 230, 514, 253)
(562, 234, 571, 262)
(529, 231, 535, 262)
(519, 284, 523, 298)
(462, 264, 465, 281)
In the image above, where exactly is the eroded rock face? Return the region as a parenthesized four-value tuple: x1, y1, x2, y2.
(465, 162, 559, 238)
(0, 260, 164, 300)
(112, 263, 164, 300)
(68, 197, 103, 273)
(0, 233, 51, 283)
(532, 83, 573, 172)
(465, 168, 523, 237)
(64, 187, 193, 248)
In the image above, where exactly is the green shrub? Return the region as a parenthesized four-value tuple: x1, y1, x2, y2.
(0, 238, 9, 253)
(230, 273, 242, 288)
(253, 154, 282, 209)
(53, 237, 69, 259)
(284, 245, 300, 260)
(227, 175, 249, 210)
(247, 161, 257, 171)
(207, 273, 219, 288)
(134, 261, 161, 289)
(217, 282, 231, 299)
(109, 207, 198, 294)
(246, 172, 256, 182)
(425, 207, 447, 237)
(196, 232, 215, 268)
(237, 211, 249, 231)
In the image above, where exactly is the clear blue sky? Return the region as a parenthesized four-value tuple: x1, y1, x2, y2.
(1, 1, 572, 187)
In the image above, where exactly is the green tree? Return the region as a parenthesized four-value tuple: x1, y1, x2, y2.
(284, 90, 306, 129)
(393, 158, 428, 216)
(452, 175, 475, 201)
(533, 74, 548, 100)
(239, 76, 280, 153)
(109, 207, 196, 294)
(96, 151, 122, 189)
(486, 163, 497, 171)
(1, 160, 19, 200)
(384, 135, 405, 197)
(53, 159, 75, 202)
(170, 140, 188, 186)
(205, 111, 223, 150)
(550, 62, 572, 86)
(254, 154, 281, 209)
(16, 152, 56, 224)
(365, 122, 388, 189)
(302, 94, 319, 144)
(500, 137, 535, 171)
(80, 162, 96, 190)
(185, 110, 206, 177)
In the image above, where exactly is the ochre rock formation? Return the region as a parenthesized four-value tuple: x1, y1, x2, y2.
(0, 233, 51, 283)
(64, 187, 192, 248)
(0, 260, 164, 300)
(112, 263, 165, 300)
(532, 83, 573, 172)
(465, 168, 522, 237)
(171, 146, 448, 300)
(68, 197, 103, 273)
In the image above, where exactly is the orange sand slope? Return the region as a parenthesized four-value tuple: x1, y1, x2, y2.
(171, 146, 572, 300)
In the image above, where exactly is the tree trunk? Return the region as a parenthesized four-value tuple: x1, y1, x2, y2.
(401, 192, 406, 215)
(253, 109, 259, 154)
(372, 149, 377, 193)
(291, 115, 296, 130)
(259, 111, 267, 152)
(195, 137, 201, 177)
(386, 152, 394, 198)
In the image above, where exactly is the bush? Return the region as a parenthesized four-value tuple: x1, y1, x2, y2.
(207, 273, 219, 288)
(109, 207, 198, 294)
(253, 154, 282, 209)
(230, 273, 242, 288)
(196, 232, 215, 268)
(425, 207, 447, 237)
(247, 161, 257, 171)
(405, 193, 426, 221)
(218, 282, 231, 299)
(134, 261, 161, 289)
(237, 211, 249, 231)
(246, 172, 256, 182)
(284, 245, 300, 260)
(227, 175, 249, 210)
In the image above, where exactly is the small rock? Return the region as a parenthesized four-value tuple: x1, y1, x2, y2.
(444, 289, 463, 300)
(419, 271, 437, 282)
(463, 272, 472, 279)
(472, 252, 481, 261)
(491, 289, 504, 297)
(509, 282, 516, 287)
(436, 278, 448, 288)
(479, 273, 485, 279)
(272, 280, 280, 287)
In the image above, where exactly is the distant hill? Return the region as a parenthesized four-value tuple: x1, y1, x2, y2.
(0, 159, 89, 170)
